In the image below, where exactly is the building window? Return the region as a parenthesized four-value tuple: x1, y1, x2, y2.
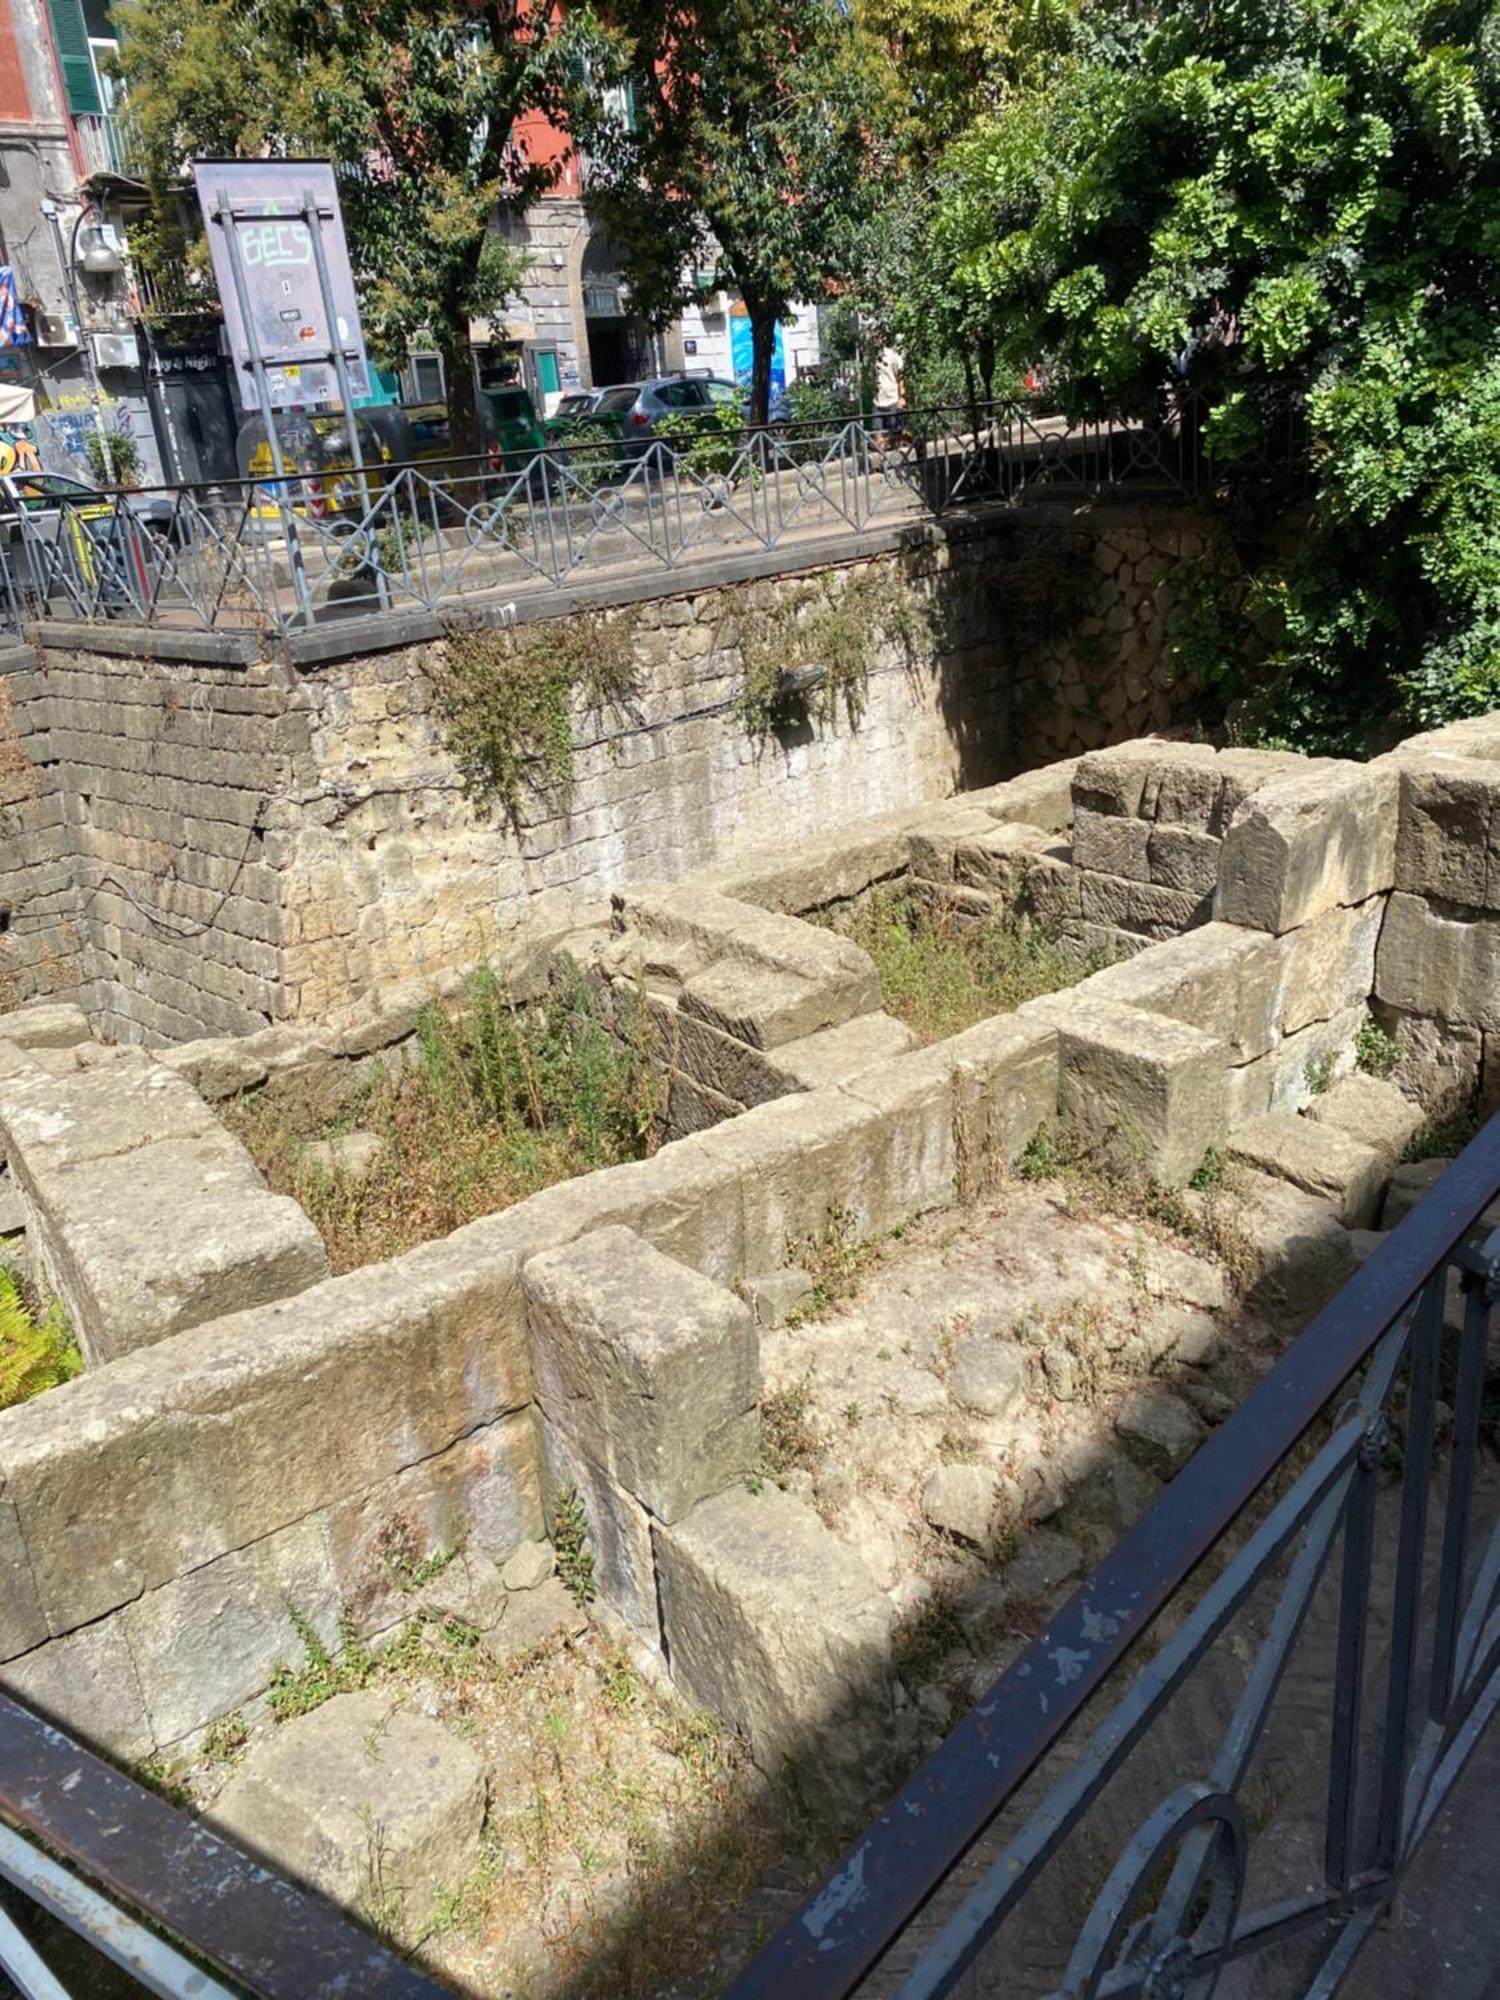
(47, 0, 103, 116)
(405, 353, 444, 404)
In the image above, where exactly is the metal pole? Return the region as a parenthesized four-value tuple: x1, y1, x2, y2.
(40, 201, 114, 480)
(300, 185, 388, 609)
(214, 185, 314, 627)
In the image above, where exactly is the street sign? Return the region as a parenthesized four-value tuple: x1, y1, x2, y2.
(191, 160, 371, 412)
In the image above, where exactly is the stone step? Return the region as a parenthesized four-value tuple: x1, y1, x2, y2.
(1228, 1110, 1389, 1227)
(1305, 1071, 1426, 1163)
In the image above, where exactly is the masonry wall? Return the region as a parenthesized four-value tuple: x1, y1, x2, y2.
(0, 504, 1218, 1042)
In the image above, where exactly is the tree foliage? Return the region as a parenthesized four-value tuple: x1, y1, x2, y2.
(572, 0, 887, 424)
(918, 0, 1500, 749)
(113, 0, 576, 454)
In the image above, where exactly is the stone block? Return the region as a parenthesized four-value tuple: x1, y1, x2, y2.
(982, 758, 1079, 833)
(1115, 1390, 1205, 1477)
(654, 1487, 895, 1817)
(538, 1424, 659, 1646)
(1073, 741, 1206, 820)
(1147, 825, 1221, 897)
(1217, 761, 1398, 933)
(0, 1494, 44, 1663)
(1227, 1113, 1388, 1228)
(768, 1013, 917, 1093)
(1376, 892, 1500, 1032)
(1380, 1007, 1482, 1116)
(681, 958, 851, 1052)
(949, 1338, 1027, 1419)
(617, 886, 879, 1020)
(1236, 1170, 1360, 1327)
(0, 1243, 535, 1636)
(0, 1004, 90, 1051)
(1081, 923, 1282, 1061)
(1073, 808, 1151, 883)
(660, 1068, 740, 1139)
(1025, 994, 1227, 1184)
(952, 823, 1056, 901)
(921, 1463, 996, 1545)
(1141, 746, 1230, 831)
(1079, 872, 1210, 940)
(1019, 850, 1082, 927)
(0, 1047, 220, 1178)
(906, 808, 1004, 884)
(524, 1226, 759, 1524)
(28, 1134, 329, 1367)
(154, 1037, 271, 1101)
(1, 1618, 153, 1761)
(1393, 757, 1500, 909)
(121, 1514, 338, 1747)
(1382, 1158, 1447, 1230)
(1261, 1007, 1364, 1115)
(1277, 897, 1385, 1036)
(209, 1692, 485, 1930)
(1305, 1074, 1425, 1166)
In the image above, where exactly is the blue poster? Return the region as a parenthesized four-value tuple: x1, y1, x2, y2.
(729, 311, 786, 395)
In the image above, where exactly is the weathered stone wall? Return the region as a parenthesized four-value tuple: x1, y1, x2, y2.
(0, 649, 85, 1011)
(0, 504, 1221, 1042)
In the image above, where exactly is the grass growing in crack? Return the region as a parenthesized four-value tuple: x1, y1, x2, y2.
(815, 885, 1087, 1045)
(1355, 1014, 1400, 1080)
(1403, 1103, 1483, 1163)
(226, 960, 661, 1273)
(267, 1608, 375, 1721)
(760, 1372, 821, 1479)
(786, 1202, 880, 1325)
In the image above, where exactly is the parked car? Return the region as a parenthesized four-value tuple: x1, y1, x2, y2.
(544, 388, 611, 439)
(481, 385, 547, 477)
(0, 471, 185, 613)
(590, 375, 748, 458)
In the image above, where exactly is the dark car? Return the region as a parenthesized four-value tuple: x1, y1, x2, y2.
(0, 470, 191, 614)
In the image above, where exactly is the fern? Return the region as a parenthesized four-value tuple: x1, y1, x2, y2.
(0, 1268, 81, 1408)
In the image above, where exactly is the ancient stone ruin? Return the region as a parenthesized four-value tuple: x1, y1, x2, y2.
(2, 694, 1498, 1983)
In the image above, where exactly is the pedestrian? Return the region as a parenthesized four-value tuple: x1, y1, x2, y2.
(874, 345, 905, 436)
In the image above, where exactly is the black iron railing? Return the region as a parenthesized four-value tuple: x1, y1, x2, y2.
(728, 1115, 1500, 1998)
(0, 399, 1215, 640)
(0, 1695, 448, 1996)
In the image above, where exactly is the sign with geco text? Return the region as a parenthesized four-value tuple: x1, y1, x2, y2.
(191, 160, 371, 412)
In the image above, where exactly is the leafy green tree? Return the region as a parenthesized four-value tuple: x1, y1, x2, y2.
(920, 0, 1500, 749)
(572, 0, 887, 425)
(113, 0, 576, 457)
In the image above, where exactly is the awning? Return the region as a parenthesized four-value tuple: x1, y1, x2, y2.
(0, 383, 37, 423)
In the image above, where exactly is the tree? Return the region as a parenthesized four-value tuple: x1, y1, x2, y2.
(913, 0, 1500, 750)
(573, 0, 887, 426)
(113, 0, 576, 458)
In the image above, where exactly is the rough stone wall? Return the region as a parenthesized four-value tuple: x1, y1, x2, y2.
(999, 510, 1215, 768)
(0, 650, 85, 1011)
(0, 503, 1243, 1041)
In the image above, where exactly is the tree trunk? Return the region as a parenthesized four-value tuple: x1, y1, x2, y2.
(746, 298, 778, 429)
(444, 330, 483, 474)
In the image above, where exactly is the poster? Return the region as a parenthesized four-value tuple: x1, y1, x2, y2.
(192, 160, 371, 412)
(729, 308, 787, 397)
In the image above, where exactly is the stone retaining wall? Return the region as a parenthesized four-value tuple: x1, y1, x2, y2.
(0, 505, 1216, 1041)
(2, 715, 1496, 1777)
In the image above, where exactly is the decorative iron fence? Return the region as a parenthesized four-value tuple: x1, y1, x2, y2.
(1, 401, 1212, 641)
(0, 1693, 448, 1997)
(727, 1116, 1500, 1999)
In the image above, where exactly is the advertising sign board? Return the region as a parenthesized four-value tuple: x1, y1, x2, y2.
(191, 160, 371, 412)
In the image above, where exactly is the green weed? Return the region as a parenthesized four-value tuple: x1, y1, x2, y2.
(760, 1373, 821, 1478)
(554, 1483, 596, 1607)
(267, 1608, 375, 1721)
(0, 1266, 81, 1408)
(817, 886, 1083, 1045)
(1355, 1015, 1400, 1080)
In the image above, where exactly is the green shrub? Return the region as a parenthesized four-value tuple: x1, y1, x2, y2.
(1355, 1015, 1400, 1081)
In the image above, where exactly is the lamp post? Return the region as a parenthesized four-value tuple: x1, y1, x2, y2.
(40, 198, 119, 482)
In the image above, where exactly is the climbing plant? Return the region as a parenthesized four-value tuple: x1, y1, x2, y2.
(425, 612, 638, 819)
(737, 568, 933, 737)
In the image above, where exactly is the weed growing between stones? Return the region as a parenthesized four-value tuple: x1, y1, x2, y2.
(1354, 1014, 1400, 1080)
(786, 1202, 881, 1324)
(424, 610, 638, 821)
(552, 1484, 596, 1606)
(760, 1372, 821, 1480)
(227, 962, 661, 1273)
(1304, 1051, 1337, 1097)
(1403, 1102, 1483, 1164)
(817, 886, 1086, 1045)
(0, 1265, 80, 1409)
(267, 1609, 376, 1722)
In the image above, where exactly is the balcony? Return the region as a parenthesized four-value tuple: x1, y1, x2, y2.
(73, 111, 144, 184)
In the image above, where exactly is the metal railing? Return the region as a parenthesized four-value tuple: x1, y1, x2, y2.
(2, 400, 1212, 641)
(728, 1115, 1500, 1998)
(0, 1693, 448, 1996)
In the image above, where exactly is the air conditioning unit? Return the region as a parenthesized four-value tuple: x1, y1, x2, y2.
(32, 310, 77, 348)
(91, 331, 140, 371)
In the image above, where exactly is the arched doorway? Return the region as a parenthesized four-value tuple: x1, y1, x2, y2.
(581, 233, 654, 387)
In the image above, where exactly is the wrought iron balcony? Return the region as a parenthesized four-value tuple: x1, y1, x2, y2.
(727, 1116, 1500, 1998)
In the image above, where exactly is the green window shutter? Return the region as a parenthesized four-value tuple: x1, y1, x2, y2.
(47, 0, 103, 116)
